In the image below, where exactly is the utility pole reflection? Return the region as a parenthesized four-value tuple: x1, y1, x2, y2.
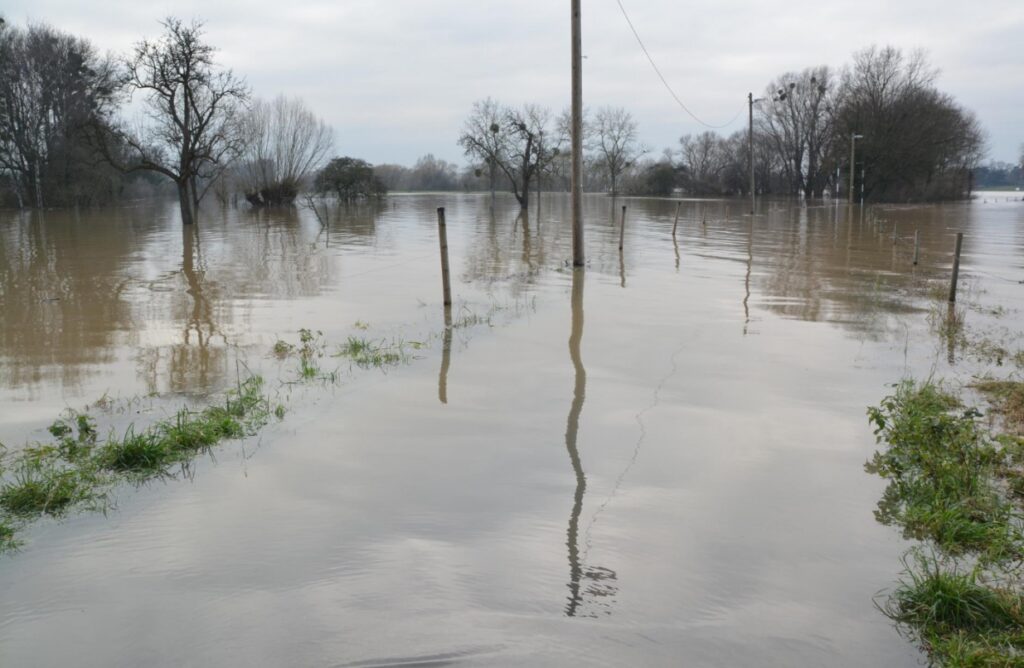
(565, 268, 587, 615)
(564, 269, 618, 617)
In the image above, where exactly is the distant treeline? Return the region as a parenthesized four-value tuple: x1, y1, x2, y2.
(455, 47, 995, 205)
(974, 161, 1023, 189)
(0, 15, 1014, 213)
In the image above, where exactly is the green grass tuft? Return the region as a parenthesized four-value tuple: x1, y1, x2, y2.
(96, 427, 172, 474)
(882, 553, 1024, 666)
(0, 458, 101, 517)
(335, 336, 409, 369)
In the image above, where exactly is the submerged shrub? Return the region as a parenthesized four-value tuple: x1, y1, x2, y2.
(866, 380, 1020, 559)
(871, 380, 1024, 666)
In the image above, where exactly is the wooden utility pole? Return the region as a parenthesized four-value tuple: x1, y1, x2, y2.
(748, 93, 755, 215)
(571, 0, 584, 267)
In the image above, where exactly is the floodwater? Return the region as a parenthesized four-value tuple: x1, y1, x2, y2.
(1, 193, 1023, 666)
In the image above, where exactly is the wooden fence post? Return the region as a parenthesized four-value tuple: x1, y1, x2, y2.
(437, 207, 452, 307)
(948, 232, 963, 303)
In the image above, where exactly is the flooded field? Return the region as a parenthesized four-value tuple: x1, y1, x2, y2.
(1, 193, 1023, 666)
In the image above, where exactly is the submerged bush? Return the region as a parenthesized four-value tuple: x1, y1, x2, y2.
(870, 380, 1024, 666)
(867, 381, 1020, 560)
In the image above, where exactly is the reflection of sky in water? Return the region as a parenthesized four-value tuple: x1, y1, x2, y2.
(1, 195, 1023, 665)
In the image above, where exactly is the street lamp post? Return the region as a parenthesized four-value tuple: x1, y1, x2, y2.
(748, 93, 766, 215)
(849, 133, 864, 203)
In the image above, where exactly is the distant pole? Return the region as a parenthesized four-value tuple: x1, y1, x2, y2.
(537, 131, 543, 222)
(437, 207, 452, 307)
(948, 232, 963, 303)
(913, 229, 920, 265)
(860, 166, 865, 208)
(849, 133, 856, 202)
(571, 0, 584, 267)
(748, 92, 755, 215)
(672, 201, 681, 237)
(847, 132, 864, 201)
(536, 167, 541, 222)
(619, 205, 626, 251)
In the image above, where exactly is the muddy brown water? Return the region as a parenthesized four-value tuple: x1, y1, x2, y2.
(1, 193, 1023, 666)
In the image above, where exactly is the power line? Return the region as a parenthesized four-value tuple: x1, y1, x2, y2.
(613, 0, 742, 130)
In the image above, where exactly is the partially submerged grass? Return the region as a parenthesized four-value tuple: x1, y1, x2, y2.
(298, 328, 325, 379)
(930, 301, 968, 351)
(0, 456, 103, 517)
(0, 518, 15, 553)
(870, 380, 1024, 665)
(275, 329, 340, 381)
(335, 336, 412, 370)
(884, 552, 1024, 667)
(867, 380, 1020, 561)
(96, 376, 269, 477)
(0, 374, 277, 555)
(974, 380, 1024, 436)
(886, 554, 1022, 636)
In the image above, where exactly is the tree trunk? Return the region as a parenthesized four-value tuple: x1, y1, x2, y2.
(178, 181, 195, 226)
(34, 160, 44, 209)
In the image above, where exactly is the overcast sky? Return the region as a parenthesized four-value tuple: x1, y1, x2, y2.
(5, 0, 1023, 166)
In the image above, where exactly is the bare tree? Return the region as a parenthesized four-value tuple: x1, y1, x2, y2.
(405, 154, 459, 191)
(238, 95, 332, 206)
(757, 66, 837, 198)
(458, 98, 561, 209)
(836, 46, 985, 201)
(103, 17, 249, 225)
(0, 21, 119, 208)
(591, 106, 645, 196)
(678, 132, 727, 194)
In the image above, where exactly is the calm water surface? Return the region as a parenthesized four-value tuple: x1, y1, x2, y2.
(1, 193, 1023, 666)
